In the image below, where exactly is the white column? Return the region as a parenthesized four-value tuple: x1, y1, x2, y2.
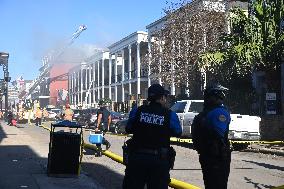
(137, 42, 141, 97)
(171, 69, 175, 96)
(128, 44, 132, 96)
(71, 73, 74, 104)
(102, 58, 105, 99)
(97, 61, 100, 100)
(147, 35, 151, 87)
(88, 65, 92, 105)
(68, 74, 71, 104)
(75, 72, 78, 106)
(109, 54, 112, 100)
(171, 42, 175, 95)
(92, 63, 96, 103)
(159, 42, 162, 85)
(85, 66, 88, 106)
(78, 71, 80, 106)
(121, 49, 125, 102)
(114, 53, 118, 102)
(80, 68, 83, 105)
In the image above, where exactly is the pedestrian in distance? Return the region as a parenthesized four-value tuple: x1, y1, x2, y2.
(62, 104, 74, 132)
(192, 83, 231, 189)
(95, 104, 111, 156)
(35, 107, 43, 126)
(42, 108, 49, 122)
(122, 84, 182, 189)
(63, 104, 74, 121)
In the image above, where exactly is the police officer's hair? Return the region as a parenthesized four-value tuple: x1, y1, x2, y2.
(148, 95, 163, 102)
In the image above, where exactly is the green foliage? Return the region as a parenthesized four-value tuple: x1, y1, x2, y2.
(200, 0, 284, 79)
(98, 98, 112, 106)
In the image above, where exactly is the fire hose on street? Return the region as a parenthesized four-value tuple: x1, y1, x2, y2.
(40, 124, 284, 189)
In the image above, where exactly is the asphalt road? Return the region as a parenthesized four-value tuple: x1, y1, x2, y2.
(17, 122, 284, 189)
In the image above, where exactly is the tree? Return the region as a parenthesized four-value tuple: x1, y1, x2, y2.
(200, 0, 284, 114)
(145, 0, 228, 97)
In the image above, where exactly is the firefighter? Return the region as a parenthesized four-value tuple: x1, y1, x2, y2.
(122, 84, 182, 189)
(35, 107, 43, 126)
(42, 108, 49, 122)
(192, 84, 231, 189)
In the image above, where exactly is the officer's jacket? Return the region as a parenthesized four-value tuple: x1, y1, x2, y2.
(192, 105, 231, 157)
(126, 102, 182, 149)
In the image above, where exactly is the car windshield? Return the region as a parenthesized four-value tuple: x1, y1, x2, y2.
(170, 102, 187, 113)
(188, 102, 204, 113)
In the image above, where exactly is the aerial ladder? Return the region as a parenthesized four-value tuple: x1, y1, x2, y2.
(23, 25, 87, 100)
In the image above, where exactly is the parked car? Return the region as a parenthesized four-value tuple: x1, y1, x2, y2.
(73, 109, 82, 121)
(76, 108, 98, 127)
(112, 119, 128, 134)
(109, 111, 127, 133)
(48, 109, 62, 121)
(110, 111, 125, 124)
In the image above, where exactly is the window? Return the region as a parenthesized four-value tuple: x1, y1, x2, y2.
(170, 102, 187, 113)
(188, 102, 203, 113)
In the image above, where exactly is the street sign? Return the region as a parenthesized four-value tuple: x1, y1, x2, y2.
(266, 93, 276, 114)
(266, 93, 276, 100)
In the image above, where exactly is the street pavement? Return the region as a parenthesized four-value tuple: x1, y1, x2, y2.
(0, 120, 103, 189)
(1, 120, 284, 189)
(82, 132, 284, 189)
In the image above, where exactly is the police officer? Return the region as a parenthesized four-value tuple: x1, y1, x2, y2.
(123, 84, 182, 189)
(192, 84, 231, 189)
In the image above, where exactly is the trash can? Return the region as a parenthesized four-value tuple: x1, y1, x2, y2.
(47, 120, 83, 177)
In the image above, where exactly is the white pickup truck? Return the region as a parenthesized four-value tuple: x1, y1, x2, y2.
(171, 100, 261, 140)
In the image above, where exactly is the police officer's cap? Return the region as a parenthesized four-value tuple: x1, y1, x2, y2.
(148, 84, 170, 98)
(204, 83, 228, 99)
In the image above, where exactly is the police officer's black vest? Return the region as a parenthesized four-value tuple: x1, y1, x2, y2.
(192, 105, 230, 157)
(131, 102, 171, 149)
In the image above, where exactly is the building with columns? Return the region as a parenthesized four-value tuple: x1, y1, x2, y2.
(68, 32, 151, 109)
(108, 31, 149, 104)
(68, 1, 246, 109)
(68, 51, 112, 108)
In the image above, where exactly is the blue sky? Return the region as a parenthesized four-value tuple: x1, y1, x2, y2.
(0, 0, 178, 80)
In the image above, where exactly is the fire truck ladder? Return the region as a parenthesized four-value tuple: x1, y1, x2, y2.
(23, 25, 87, 99)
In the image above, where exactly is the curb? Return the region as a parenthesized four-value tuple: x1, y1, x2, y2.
(243, 148, 284, 156)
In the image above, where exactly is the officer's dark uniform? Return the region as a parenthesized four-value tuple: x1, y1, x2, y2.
(192, 84, 231, 189)
(123, 84, 182, 189)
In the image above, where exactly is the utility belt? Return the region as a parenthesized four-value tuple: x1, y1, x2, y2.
(122, 141, 176, 169)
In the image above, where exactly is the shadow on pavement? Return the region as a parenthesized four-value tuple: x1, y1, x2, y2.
(243, 160, 284, 171)
(244, 177, 274, 189)
(82, 162, 124, 189)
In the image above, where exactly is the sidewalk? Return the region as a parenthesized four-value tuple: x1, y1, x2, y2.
(0, 121, 102, 189)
